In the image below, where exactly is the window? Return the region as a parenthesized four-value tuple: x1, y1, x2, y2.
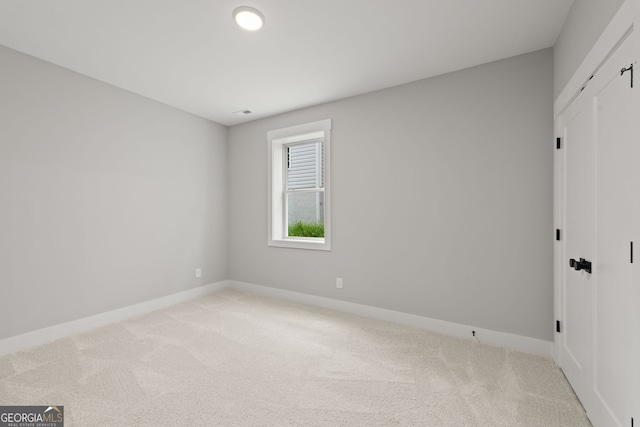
(268, 119, 331, 250)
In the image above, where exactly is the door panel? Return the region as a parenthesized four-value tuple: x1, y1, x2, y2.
(590, 32, 635, 427)
(559, 91, 594, 411)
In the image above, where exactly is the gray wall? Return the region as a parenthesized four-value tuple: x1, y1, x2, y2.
(554, 0, 625, 97)
(0, 45, 228, 340)
(228, 49, 554, 341)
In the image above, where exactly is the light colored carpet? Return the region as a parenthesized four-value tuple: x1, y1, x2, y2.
(0, 289, 590, 426)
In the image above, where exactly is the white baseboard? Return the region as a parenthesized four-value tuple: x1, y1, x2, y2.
(0, 280, 230, 356)
(1, 279, 553, 358)
(229, 280, 554, 357)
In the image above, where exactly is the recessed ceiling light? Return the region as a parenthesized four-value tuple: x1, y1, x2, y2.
(233, 6, 265, 31)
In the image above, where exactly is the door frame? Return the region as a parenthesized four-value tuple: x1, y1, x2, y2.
(553, 0, 640, 423)
(554, 0, 639, 362)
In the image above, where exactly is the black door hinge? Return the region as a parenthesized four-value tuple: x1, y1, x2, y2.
(631, 242, 634, 264)
(556, 137, 561, 149)
(631, 417, 633, 427)
(621, 64, 634, 88)
(556, 320, 561, 333)
(556, 229, 561, 241)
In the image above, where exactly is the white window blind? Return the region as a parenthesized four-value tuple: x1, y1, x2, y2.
(287, 140, 323, 190)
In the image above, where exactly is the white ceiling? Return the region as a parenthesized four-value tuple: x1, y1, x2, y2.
(0, 0, 574, 126)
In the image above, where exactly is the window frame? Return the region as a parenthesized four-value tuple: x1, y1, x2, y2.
(267, 119, 331, 251)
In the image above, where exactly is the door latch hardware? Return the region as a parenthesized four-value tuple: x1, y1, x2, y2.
(569, 258, 592, 274)
(621, 64, 634, 88)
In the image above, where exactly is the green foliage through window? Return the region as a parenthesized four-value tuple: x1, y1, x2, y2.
(288, 221, 324, 238)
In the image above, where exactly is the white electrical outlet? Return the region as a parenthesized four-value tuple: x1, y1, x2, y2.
(336, 277, 343, 289)
(195, 268, 202, 278)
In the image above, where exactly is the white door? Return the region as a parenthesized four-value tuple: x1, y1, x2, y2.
(590, 31, 636, 427)
(558, 76, 595, 415)
(559, 31, 637, 427)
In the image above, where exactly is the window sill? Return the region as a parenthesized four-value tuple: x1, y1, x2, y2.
(268, 238, 331, 251)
